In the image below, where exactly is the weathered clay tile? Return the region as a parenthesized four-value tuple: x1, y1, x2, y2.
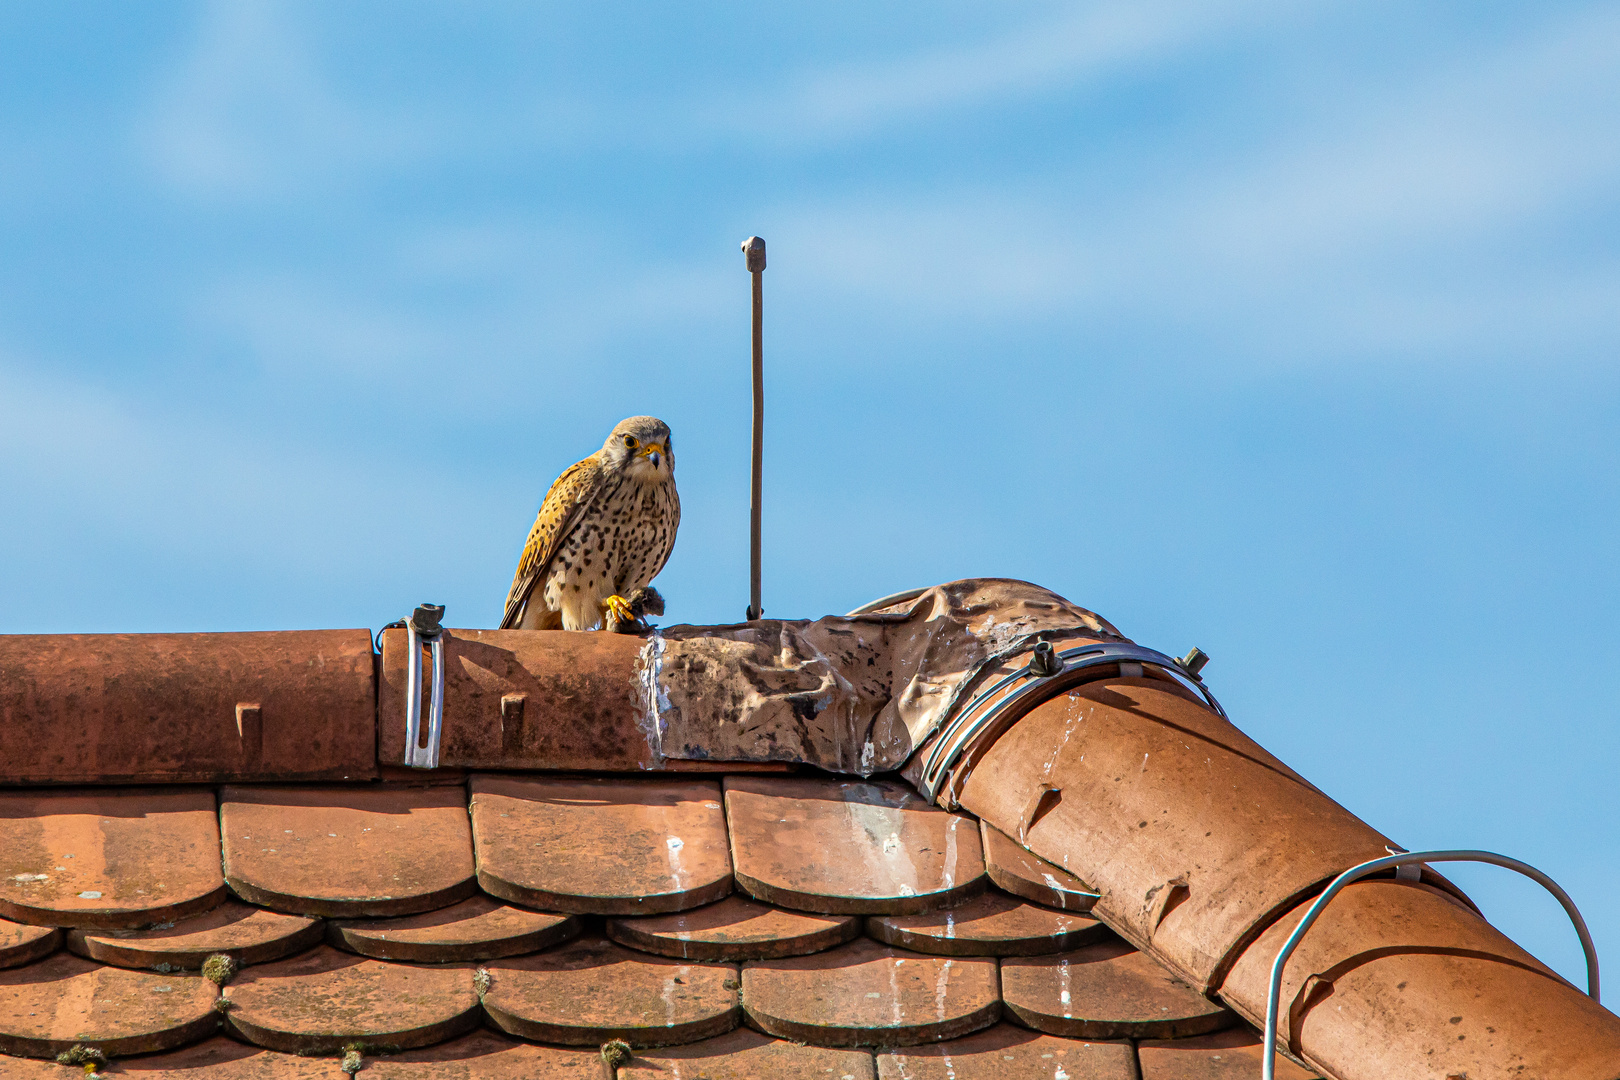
(353, 1029, 603, 1079)
(742, 937, 1000, 1047)
(607, 894, 861, 961)
(222, 944, 479, 1054)
(866, 890, 1108, 957)
(328, 894, 579, 962)
(482, 935, 740, 1047)
(96, 1035, 337, 1077)
(724, 777, 985, 915)
(876, 1023, 1138, 1079)
(623, 1026, 878, 1080)
(471, 776, 732, 915)
(980, 821, 1099, 912)
(66, 900, 322, 970)
(0, 630, 377, 785)
(0, 951, 219, 1057)
(1138, 1028, 1321, 1079)
(0, 789, 226, 929)
(1000, 939, 1236, 1040)
(220, 786, 476, 917)
(0, 917, 58, 969)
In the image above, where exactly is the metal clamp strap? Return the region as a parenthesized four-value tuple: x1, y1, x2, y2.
(919, 640, 1225, 807)
(1262, 849, 1600, 1080)
(403, 605, 446, 769)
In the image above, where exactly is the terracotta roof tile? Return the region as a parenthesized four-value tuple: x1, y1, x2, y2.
(0, 918, 58, 969)
(327, 894, 579, 963)
(219, 786, 476, 918)
(1137, 1028, 1322, 1079)
(607, 893, 862, 961)
(470, 776, 733, 915)
(482, 935, 741, 1047)
(741, 937, 1000, 1047)
(623, 1026, 878, 1080)
(875, 1023, 1137, 1080)
(980, 820, 1099, 912)
(64, 900, 321, 970)
(105, 1035, 336, 1078)
(220, 945, 479, 1054)
(724, 777, 985, 915)
(0, 951, 219, 1057)
(1000, 939, 1236, 1040)
(866, 891, 1108, 957)
(0, 789, 226, 929)
(349, 1030, 605, 1079)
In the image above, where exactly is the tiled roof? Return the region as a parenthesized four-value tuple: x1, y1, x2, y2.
(0, 773, 1318, 1079)
(6, 587, 1619, 1078)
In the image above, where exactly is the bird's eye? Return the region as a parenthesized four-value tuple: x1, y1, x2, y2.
(623, 435, 637, 449)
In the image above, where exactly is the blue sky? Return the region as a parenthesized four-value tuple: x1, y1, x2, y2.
(3, 3, 1617, 985)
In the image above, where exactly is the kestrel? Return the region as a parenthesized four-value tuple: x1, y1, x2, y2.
(501, 416, 681, 631)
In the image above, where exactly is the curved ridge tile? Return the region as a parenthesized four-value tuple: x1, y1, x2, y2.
(471, 776, 732, 915)
(483, 936, 740, 1047)
(1138, 1028, 1322, 1079)
(867, 890, 1108, 957)
(0, 789, 226, 929)
(220, 786, 476, 917)
(608, 894, 861, 961)
(724, 777, 985, 915)
(980, 821, 1099, 912)
(877, 1023, 1137, 1079)
(742, 937, 1000, 1048)
(66, 900, 321, 970)
(0, 918, 59, 970)
(99, 1035, 335, 1078)
(358, 1030, 606, 1078)
(0, 952, 219, 1057)
(222, 945, 479, 1054)
(623, 1027, 878, 1080)
(329, 894, 579, 962)
(1001, 940, 1236, 1040)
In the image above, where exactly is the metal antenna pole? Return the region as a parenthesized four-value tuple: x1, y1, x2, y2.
(741, 236, 766, 621)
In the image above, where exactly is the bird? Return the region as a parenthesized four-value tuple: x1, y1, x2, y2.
(500, 416, 680, 632)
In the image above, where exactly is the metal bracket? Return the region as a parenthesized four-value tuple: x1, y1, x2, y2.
(1261, 849, 1600, 1080)
(402, 604, 446, 769)
(918, 640, 1228, 807)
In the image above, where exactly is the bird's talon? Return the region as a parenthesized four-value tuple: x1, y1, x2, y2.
(604, 594, 633, 623)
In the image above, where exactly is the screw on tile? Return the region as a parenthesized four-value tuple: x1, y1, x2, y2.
(1177, 646, 1209, 679)
(1028, 641, 1062, 678)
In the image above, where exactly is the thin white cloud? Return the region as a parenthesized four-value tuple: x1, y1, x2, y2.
(139, 0, 425, 199)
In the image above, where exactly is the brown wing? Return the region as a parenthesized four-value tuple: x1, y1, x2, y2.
(500, 452, 605, 629)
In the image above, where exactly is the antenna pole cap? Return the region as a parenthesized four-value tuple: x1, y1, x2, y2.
(741, 236, 766, 273)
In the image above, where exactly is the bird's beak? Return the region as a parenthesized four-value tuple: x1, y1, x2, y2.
(641, 443, 665, 469)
